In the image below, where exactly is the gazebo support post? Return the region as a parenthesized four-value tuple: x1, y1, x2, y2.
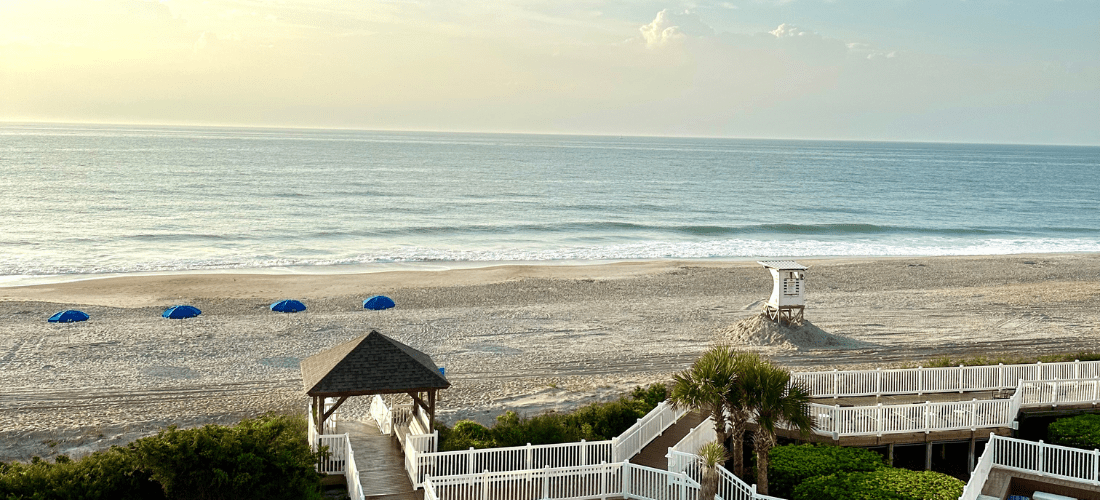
(428, 389, 437, 433)
(321, 396, 349, 428)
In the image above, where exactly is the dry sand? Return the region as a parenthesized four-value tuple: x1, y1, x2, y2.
(2, 254, 1099, 461)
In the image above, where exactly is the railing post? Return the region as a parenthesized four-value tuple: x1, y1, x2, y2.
(833, 369, 840, 398)
(1092, 448, 1099, 484)
(876, 403, 883, 436)
(923, 401, 931, 433)
(1038, 441, 1045, 476)
(622, 460, 631, 499)
(481, 469, 489, 499)
(833, 404, 841, 440)
(611, 436, 619, 463)
(876, 367, 882, 397)
(918, 366, 923, 396)
(468, 447, 475, 476)
(542, 465, 550, 498)
(971, 399, 978, 430)
(526, 443, 533, 470)
(1076, 359, 1081, 380)
(581, 439, 587, 465)
(998, 363, 1005, 390)
(959, 364, 965, 393)
(599, 461, 608, 499)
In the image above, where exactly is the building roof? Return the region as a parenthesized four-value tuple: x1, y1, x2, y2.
(757, 260, 808, 270)
(300, 330, 450, 398)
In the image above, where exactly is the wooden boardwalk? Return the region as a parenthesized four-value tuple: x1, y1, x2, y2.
(630, 410, 706, 470)
(336, 418, 423, 500)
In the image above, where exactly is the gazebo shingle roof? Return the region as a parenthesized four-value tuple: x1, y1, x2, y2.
(300, 330, 449, 398)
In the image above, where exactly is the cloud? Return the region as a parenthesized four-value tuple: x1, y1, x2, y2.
(769, 23, 810, 38)
(640, 9, 713, 48)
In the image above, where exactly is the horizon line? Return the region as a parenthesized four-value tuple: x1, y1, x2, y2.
(2, 118, 1097, 149)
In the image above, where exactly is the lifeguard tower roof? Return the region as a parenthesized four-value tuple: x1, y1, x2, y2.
(757, 260, 808, 270)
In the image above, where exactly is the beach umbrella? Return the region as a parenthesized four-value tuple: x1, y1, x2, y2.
(48, 310, 89, 323)
(162, 305, 202, 319)
(363, 295, 395, 311)
(163, 305, 202, 335)
(270, 299, 306, 313)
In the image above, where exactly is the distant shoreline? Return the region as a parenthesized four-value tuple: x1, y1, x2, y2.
(3, 251, 1097, 290)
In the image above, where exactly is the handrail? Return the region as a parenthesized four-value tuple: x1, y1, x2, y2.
(961, 433, 1100, 499)
(793, 360, 1100, 399)
(668, 416, 717, 456)
(611, 401, 687, 462)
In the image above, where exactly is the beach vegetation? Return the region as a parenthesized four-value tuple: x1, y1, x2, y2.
(697, 441, 728, 500)
(790, 468, 964, 500)
(1048, 413, 1100, 450)
(668, 346, 738, 458)
(742, 359, 815, 496)
(767, 444, 886, 499)
(0, 414, 322, 500)
(918, 350, 1100, 368)
(436, 384, 667, 451)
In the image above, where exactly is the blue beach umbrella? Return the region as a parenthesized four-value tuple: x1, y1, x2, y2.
(270, 299, 307, 313)
(163, 305, 202, 335)
(162, 305, 202, 319)
(363, 295, 395, 311)
(48, 310, 89, 323)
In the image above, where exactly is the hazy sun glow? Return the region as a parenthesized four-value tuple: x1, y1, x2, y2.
(2, 0, 1097, 144)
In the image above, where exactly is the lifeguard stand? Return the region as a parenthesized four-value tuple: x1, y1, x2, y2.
(757, 261, 808, 326)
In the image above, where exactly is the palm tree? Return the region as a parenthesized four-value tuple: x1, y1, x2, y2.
(697, 441, 728, 500)
(743, 361, 815, 496)
(724, 351, 763, 479)
(668, 346, 738, 450)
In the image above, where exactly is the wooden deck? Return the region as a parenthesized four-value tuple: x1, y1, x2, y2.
(336, 418, 422, 499)
(630, 410, 707, 469)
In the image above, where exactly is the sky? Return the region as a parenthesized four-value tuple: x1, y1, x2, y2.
(1, 0, 1097, 144)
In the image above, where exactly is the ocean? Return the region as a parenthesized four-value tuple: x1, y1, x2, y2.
(2, 123, 1098, 284)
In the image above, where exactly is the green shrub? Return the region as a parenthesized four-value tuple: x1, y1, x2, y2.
(0, 447, 163, 500)
(1048, 413, 1100, 450)
(0, 414, 321, 500)
(768, 444, 885, 498)
(129, 413, 321, 500)
(438, 383, 667, 450)
(921, 351, 1100, 368)
(791, 469, 964, 500)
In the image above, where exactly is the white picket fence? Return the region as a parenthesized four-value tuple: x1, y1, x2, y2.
(308, 401, 366, 500)
(612, 402, 688, 462)
(1018, 378, 1100, 407)
(811, 394, 1022, 439)
(668, 416, 717, 456)
(375, 399, 684, 487)
(793, 360, 1100, 399)
(370, 395, 394, 435)
(960, 433, 1100, 499)
(668, 450, 780, 500)
(423, 461, 699, 500)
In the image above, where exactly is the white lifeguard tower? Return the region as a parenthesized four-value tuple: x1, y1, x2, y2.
(757, 260, 808, 326)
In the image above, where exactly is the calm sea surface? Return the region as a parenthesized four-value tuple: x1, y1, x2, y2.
(2, 123, 1098, 282)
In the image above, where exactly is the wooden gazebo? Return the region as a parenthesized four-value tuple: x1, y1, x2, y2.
(300, 330, 450, 434)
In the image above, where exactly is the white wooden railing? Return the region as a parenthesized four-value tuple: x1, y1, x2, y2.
(1019, 378, 1100, 407)
(810, 393, 1022, 439)
(960, 433, 1100, 499)
(668, 450, 780, 500)
(382, 399, 683, 487)
(423, 461, 700, 500)
(794, 360, 1100, 399)
(668, 416, 717, 456)
(410, 439, 613, 484)
(308, 400, 365, 499)
(612, 401, 687, 462)
(370, 395, 394, 435)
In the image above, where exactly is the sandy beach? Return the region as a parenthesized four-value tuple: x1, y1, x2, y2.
(2, 254, 1099, 462)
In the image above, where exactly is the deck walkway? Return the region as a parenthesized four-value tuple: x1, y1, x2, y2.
(630, 410, 707, 469)
(336, 418, 422, 500)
